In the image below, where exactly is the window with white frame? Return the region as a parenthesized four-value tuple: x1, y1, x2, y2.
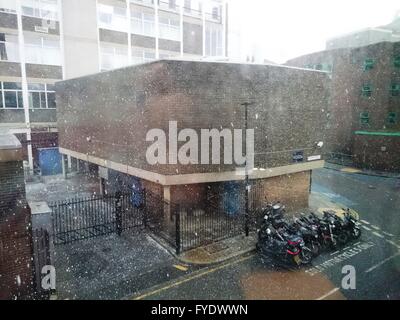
(0, 0, 17, 13)
(97, 3, 128, 32)
(159, 16, 180, 41)
(24, 35, 61, 65)
(131, 48, 155, 65)
(0, 33, 20, 62)
(100, 43, 129, 70)
(0, 82, 24, 109)
(21, 0, 58, 20)
(27, 83, 56, 109)
(131, 11, 155, 37)
(205, 24, 223, 56)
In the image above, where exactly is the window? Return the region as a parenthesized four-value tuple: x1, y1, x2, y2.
(159, 16, 180, 41)
(24, 35, 61, 65)
(27, 83, 56, 109)
(184, 0, 191, 13)
(0, 82, 24, 109)
(131, 11, 155, 37)
(394, 55, 400, 68)
(21, 0, 58, 20)
(360, 112, 370, 125)
(0, 33, 19, 62)
(387, 112, 397, 125)
(364, 58, 375, 71)
(169, 0, 176, 10)
(0, 0, 17, 13)
(212, 6, 220, 20)
(100, 43, 128, 70)
(390, 83, 400, 97)
(361, 84, 372, 97)
(132, 48, 155, 65)
(98, 4, 128, 32)
(205, 24, 223, 56)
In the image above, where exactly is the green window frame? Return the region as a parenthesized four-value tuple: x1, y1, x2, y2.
(364, 58, 375, 71)
(360, 112, 370, 125)
(361, 84, 372, 97)
(390, 83, 400, 96)
(387, 112, 397, 125)
(394, 55, 400, 68)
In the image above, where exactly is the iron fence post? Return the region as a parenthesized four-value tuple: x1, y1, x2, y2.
(115, 191, 122, 236)
(142, 189, 147, 228)
(175, 209, 181, 255)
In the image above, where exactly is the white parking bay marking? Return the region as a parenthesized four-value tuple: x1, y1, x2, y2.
(360, 220, 370, 225)
(372, 231, 385, 238)
(316, 287, 340, 300)
(362, 226, 371, 231)
(382, 231, 394, 237)
(365, 252, 400, 273)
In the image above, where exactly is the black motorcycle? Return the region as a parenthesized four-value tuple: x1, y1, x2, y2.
(341, 208, 362, 240)
(258, 204, 313, 265)
(302, 212, 339, 250)
(292, 217, 321, 257)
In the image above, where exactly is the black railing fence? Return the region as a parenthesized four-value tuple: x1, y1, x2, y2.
(50, 185, 268, 253)
(50, 192, 145, 245)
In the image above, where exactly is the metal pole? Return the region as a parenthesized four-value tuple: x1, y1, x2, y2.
(241, 102, 253, 237)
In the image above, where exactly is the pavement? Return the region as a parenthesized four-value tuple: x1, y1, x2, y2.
(32, 166, 400, 300)
(325, 162, 400, 179)
(129, 167, 400, 300)
(26, 173, 99, 203)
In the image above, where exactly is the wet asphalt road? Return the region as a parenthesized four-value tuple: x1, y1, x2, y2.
(131, 168, 400, 300)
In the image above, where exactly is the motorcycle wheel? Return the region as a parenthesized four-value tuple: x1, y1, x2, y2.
(351, 227, 361, 239)
(299, 247, 313, 265)
(310, 241, 321, 257)
(337, 232, 349, 245)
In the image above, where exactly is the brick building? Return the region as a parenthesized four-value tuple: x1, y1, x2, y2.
(0, 0, 228, 174)
(0, 134, 33, 299)
(286, 41, 400, 172)
(56, 59, 329, 218)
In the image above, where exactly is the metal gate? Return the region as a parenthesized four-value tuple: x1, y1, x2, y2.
(50, 192, 146, 245)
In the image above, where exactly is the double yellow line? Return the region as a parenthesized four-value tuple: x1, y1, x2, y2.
(132, 254, 255, 300)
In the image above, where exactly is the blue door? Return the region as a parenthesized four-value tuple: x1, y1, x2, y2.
(38, 147, 62, 176)
(223, 181, 242, 215)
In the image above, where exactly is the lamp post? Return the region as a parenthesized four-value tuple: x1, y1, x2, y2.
(241, 102, 254, 237)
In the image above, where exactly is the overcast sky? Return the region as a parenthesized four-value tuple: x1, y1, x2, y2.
(228, 0, 400, 63)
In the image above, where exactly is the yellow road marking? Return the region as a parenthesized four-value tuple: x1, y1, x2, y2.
(173, 264, 188, 271)
(132, 254, 254, 300)
(340, 167, 362, 174)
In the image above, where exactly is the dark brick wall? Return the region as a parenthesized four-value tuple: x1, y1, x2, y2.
(0, 161, 26, 212)
(0, 160, 33, 300)
(56, 60, 329, 176)
(286, 41, 400, 170)
(353, 134, 400, 171)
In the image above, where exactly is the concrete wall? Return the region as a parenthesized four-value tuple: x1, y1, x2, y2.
(56, 60, 330, 176)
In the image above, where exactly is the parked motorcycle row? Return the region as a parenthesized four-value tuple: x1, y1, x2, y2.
(256, 203, 362, 267)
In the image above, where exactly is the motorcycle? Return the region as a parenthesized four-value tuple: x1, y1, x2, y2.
(301, 212, 339, 250)
(341, 208, 362, 240)
(292, 217, 321, 257)
(258, 204, 313, 265)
